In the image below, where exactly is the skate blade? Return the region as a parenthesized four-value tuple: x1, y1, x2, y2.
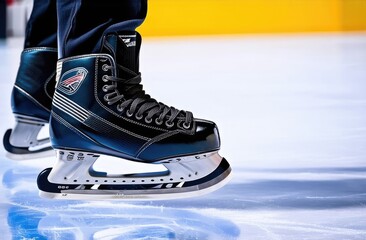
(37, 156, 232, 201)
(5, 149, 55, 161)
(3, 129, 54, 160)
(39, 167, 232, 201)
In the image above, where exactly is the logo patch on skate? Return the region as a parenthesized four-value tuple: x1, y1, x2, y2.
(59, 67, 88, 95)
(119, 34, 136, 48)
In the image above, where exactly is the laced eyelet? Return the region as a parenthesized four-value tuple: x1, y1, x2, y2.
(145, 117, 152, 124)
(102, 75, 108, 82)
(103, 95, 109, 102)
(165, 121, 174, 128)
(135, 114, 143, 120)
(117, 105, 123, 112)
(102, 64, 109, 71)
(183, 122, 191, 129)
(155, 118, 163, 125)
(126, 110, 133, 117)
(102, 85, 109, 92)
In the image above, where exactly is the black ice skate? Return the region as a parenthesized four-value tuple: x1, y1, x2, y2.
(37, 32, 232, 200)
(3, 48, 58, 159)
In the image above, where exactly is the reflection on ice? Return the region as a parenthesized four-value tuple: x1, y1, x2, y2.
(8, 204, 46, 240)
(37, 204, 240, 240)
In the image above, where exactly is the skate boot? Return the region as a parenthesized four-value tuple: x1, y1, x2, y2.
(37, 32, 232, 200)
(3, 48, 58, 159)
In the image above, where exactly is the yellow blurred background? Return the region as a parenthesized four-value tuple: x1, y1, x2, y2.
(138, 0, 366, 36)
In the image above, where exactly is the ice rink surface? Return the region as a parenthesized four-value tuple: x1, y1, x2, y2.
(1, 33, 366, 239)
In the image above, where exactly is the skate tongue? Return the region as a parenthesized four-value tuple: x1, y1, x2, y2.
(103, 32, 140, 74)
(117, 33, 139, 73)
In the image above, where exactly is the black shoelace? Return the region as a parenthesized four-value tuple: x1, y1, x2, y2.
(101, 62, 193, 129)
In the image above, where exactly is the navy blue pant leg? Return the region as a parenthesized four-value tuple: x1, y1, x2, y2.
(24, 0, 146, 55)
(0, 0, 6, 39)
(56, 0, 147, 58)
(24, 0, 57, 48)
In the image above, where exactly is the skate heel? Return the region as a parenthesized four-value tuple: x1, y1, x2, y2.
(9, 115, 48, 147)
(3, 115, 53, 157)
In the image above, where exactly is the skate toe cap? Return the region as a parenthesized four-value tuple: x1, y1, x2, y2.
(137, 118, 221, 161)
